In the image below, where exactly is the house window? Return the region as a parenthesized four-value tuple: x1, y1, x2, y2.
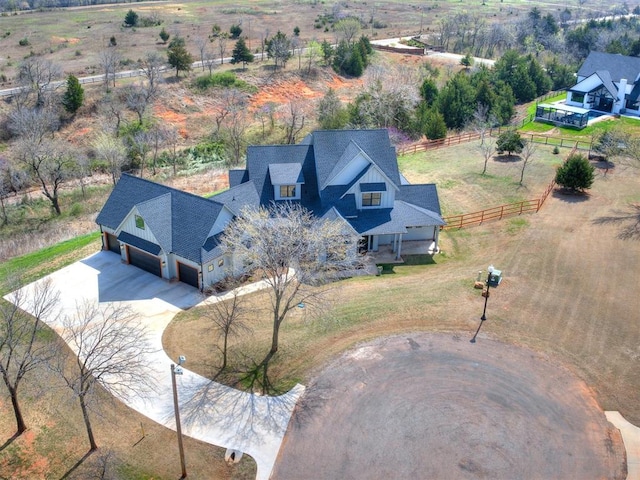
(280, 185, 296, 198)
(135, 215, 145, 229)
(208, 264, 214, 272)
(571, 92, 585, 103)
(362, 192, 382, 207)
(218, 258, 224, 267)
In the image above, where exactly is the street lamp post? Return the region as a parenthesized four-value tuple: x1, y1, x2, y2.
(171, 356, 187, 479)
(480, 265, 494, 322)
(471, 265, 502, 343)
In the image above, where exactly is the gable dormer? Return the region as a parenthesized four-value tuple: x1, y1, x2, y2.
(269, 163, 304, 201)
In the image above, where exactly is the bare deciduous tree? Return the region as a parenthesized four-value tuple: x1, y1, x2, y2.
(14, 138, 74, 215)
(98, 49, 121, 90)
(124, 83, 155, 126)
(519, 141, 536, 185)
(334, 17, 361, 45)
(0, 279, 59, 435)
(223, 108, 248, 166)
(282, 101, 306, 145)
(129, 130, 151, 178)
(163, 124, 181, 175)
(221, 203, 363, 372)
(18, 57, 63, 108)
(146, 122, 171, 175)
(213, 88, 247, 135)
(8, 107, 59, 144)
(202, 50, 218, 76)
(98, 91, 126, 137)
(216, 32, 229, 65)
(203, 278, 251, 372)
(479, 138, 495, 175)
(92, 132, 127, 184)
(53, 302, 156, 452)
(139, 51, 164, 97)
(194, 36, 209, 71)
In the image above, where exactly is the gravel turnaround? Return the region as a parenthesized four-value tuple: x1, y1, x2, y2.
(273, 333, 625, 480)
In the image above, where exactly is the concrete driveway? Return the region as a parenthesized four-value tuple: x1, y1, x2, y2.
(273, 333, 625, 480)
(7, 251, 304, 480)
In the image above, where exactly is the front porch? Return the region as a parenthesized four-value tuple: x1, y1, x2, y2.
(369, 240, 439, 264)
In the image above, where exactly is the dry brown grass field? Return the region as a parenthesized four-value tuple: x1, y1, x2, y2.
(165, 144, 640, 431)
(0, 0, 619, 87)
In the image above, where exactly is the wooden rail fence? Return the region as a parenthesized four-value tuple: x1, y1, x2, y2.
(442, 177, 556, 230)
(398, 128, 593, 156)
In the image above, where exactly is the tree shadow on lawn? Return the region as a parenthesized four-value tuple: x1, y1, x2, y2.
(551, 189, 591, 203)
(0, 432, 20, 452)
(593, 203, 640, 240)
(493, 154, 522, 163)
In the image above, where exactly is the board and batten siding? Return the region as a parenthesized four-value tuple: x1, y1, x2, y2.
(202, 255, 231, 287)
(120, 208, 163, 246)
(351, 167, 395, 209)
(327, 153, 369, 186)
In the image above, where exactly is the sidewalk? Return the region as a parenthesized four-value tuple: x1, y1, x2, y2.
(606, 411, 640, 480)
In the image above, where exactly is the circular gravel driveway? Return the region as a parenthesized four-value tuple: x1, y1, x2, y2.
(273, 333, 625, 480)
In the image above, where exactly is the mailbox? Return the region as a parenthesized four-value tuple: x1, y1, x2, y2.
(487, 267, 502, 287)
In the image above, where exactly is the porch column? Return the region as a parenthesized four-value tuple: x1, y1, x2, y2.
(434, 227, 440, 252)
(396, 234, 403, 260)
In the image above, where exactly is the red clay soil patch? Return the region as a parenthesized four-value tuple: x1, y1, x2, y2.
(66, 126, 92, 145)
(154, 105, 188, 137)
(250, 78, 322, 109)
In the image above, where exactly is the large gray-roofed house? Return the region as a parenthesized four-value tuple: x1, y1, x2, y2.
(567, 51, 640, 116)
(97, 129, 444, 289)
(224, 129, 444, 259)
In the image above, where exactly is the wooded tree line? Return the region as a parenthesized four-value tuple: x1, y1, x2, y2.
(433, 6, 640, 61)
(317, 50, 555, 141)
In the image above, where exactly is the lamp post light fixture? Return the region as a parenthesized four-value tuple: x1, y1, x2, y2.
(471, 265, 502, 343)
(171, 355, 187, 479)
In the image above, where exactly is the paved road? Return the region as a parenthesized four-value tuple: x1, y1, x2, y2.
(273, 333, 625, 480)
(6, 251, 303, 480)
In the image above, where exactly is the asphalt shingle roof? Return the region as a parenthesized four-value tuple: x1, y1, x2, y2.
(396, 184, 443, 216)
(245, 144, 317, 206)
(268, 163, 304, 185)
(211, 182, 260, 216)
(117, 231, 162, 255)
(311, 129, 401, 190)
(577, 52, 640, 83)
(360, 182, 387, 192)
(96, 174, 225, 263)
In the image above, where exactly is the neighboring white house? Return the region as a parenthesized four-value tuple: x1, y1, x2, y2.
(566, 51, 640, 116)
(96, 129, 445, 289)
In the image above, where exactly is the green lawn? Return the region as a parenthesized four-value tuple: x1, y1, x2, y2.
(399, 140, 563, 216)
(0, 231, 101, 294)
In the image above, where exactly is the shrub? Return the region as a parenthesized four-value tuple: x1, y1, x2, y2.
(496, 129, 524, 156)
(555, 153, 595, 192)
(230, 24, 242, 39)
(110, 36, 117, 47)
(552, 146, 560, 154)
(18, 38, 29, 46)
(69, 203, 83, 217)
(193, 72, 257, 92)
(124, 9, 139, 27)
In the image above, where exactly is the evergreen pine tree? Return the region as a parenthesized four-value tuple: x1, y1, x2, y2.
(62, 74, 84, 114)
